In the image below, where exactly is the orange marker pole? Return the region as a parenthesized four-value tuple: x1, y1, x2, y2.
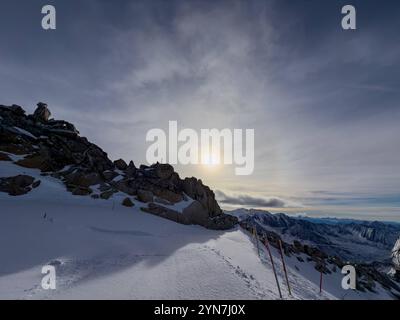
(278, 239, 292, 296)
(265, 238, 283, 299)
(253, 227, 261, 258)
(319, 270, 323, 294)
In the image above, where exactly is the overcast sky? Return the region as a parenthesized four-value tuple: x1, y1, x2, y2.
(1, 0, 400, 220)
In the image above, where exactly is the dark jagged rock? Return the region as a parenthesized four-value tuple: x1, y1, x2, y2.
(181, 177, 223, 217)
(0, 175, 37, 196)
(64, 171, 102, 187)
(114, 159, 128, 170)
(70, 185, 92, 196)
(137, 189, 154, 203)
(33, 102, 51, 122)
(0, 152, 11, 161)
(154, 163, 174, 179)
(0, 102, 237, 230)
(102, 170, 118, 181)
(112, 179, 136, 196)
(2, 104, 26, 116)
(15, 153, 54, 172)
(100, 189, 116, 200)
(122, 197, 134, 207)
(126, 161, 137, 177)
(182, 201, 237, 230)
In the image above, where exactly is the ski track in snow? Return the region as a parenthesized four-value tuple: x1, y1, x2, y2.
(204, 245, 276, 299)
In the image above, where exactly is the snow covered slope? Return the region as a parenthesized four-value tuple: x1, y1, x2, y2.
(0, 161, 396, 300)
(0, 206, 326, 299)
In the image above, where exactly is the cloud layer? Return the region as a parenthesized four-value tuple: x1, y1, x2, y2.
(216, 191, 287, 208)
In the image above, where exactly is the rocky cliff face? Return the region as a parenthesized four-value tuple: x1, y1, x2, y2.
(0, 103, 237, 230)
(391, 238, 400, 281)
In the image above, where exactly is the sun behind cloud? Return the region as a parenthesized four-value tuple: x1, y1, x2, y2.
(201, 151, 222, 172)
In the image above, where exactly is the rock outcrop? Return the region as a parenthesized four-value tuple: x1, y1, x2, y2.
(122, 197, 134, 207)
(114, 159, 128, 170)
(33, 102, 51, 122)
(0, 103, 237, 230)
(181, 177, 223, 217)
(0, 152, 11, 161)
(0, 175, 40, 196)
(142, 199, 237, 230)
(391, 237, 400, 281)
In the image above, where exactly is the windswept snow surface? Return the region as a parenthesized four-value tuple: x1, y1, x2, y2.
(0, 162, 393, 300)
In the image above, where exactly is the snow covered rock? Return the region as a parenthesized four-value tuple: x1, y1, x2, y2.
(393, 238, 400, 269)
(391, 237, 400, 281)
(0, 174, 38, 196)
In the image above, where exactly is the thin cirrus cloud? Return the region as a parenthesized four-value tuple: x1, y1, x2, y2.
(215, 190, 289, 209)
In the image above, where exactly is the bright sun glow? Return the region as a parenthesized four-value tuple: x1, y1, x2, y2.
(201, 152, 220, 167)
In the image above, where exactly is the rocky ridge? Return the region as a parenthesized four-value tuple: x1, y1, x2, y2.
(0, 102, 237, 230)
(239, 218, 400, 297)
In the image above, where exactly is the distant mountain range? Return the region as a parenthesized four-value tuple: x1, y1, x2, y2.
(227, 209, 400, 264)
(298, 216, 400, 227)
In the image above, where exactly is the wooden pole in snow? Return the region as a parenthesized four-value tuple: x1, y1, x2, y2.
(319, 270, 323, 294)
(278, 239, 292, 296)
(264, 238, 283, 299)
(253, 227, 261, 258)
